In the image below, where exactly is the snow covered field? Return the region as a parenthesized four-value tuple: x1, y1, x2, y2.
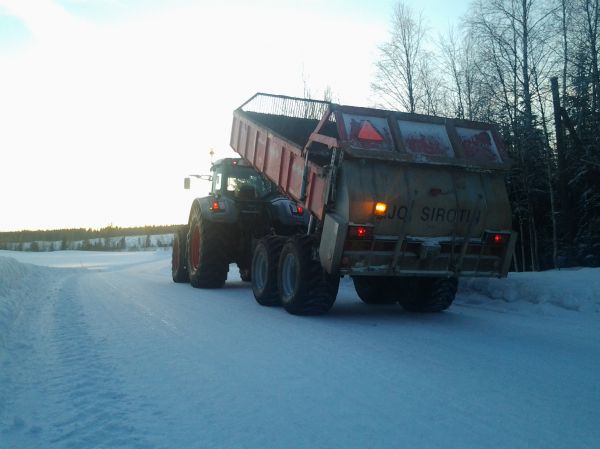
(1, 250, 599, 449)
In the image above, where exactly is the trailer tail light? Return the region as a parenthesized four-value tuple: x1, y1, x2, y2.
(374, 202, 387, 217)
(347, 225, 373, 240)
(210, 201, 225, 212)
(345, 225, 374, 251)
(484, 231, 510, 245)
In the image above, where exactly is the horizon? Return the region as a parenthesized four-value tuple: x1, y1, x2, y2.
(0, 223, 181, 234)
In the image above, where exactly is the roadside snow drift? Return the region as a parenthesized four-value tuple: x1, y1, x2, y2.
(460, 268, 600, 313)
(0, 257, 47, 349)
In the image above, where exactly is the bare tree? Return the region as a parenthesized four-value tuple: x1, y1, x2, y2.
(417, 52, 445, 115)
(439, 27, 466, 118)
(583, 0, 600, 112)
(372, 1, 427, 113)
(438, 27, 482, 120)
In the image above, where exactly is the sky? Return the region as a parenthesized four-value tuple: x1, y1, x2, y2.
(0, 0, 469, 231)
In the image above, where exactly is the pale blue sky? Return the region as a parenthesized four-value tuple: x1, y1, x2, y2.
(0, 0, 469, 231)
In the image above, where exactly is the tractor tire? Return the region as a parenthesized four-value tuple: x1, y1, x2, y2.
(352, 276, 397, 304)
(251, 236, 284, 306)
(171, 226, 189, 283)
(278, 235, 340, 315)
(187, 205, 228, 288)
(399, 277, 458, 313)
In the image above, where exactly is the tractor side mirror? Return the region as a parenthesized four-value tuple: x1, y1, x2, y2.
(184, 174, 212, 190)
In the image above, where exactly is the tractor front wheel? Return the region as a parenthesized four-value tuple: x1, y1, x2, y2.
(171, 226, 189, 283)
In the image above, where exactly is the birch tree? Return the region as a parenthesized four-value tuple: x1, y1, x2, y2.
(372, 1, 427, 113)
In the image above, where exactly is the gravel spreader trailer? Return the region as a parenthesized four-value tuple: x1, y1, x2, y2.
(173, 93, 517, 315)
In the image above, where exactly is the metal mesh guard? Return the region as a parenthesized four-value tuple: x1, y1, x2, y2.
(239, 93, 334, 121)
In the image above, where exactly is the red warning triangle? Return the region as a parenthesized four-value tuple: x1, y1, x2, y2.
(357, 120, 384, 142)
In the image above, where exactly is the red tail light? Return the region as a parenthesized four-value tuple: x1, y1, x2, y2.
(210, 201, 225, 212)
(289, 204, 304, 215)
(485, 231, 509, 245)
(348, 225, 373, 240)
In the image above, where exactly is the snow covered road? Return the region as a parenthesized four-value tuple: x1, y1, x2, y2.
(1, 250, 599, 449)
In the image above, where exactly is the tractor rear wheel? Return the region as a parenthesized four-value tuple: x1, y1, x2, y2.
(278, 235, 339, 315)
(171, 226, 189, 283)
(399, 277, 458, 313)
(251, 236, 284, 306)
(187, 205, 228, 288)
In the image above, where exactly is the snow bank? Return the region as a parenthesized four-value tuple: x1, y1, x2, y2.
(460, 267, 600, 313)
(0, 257, 41, 348)
(0, 257, 31, 296)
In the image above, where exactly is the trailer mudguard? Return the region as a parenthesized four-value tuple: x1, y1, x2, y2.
(319, 213, 348, 274)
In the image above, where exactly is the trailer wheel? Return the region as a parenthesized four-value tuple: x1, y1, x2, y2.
(352, 277, 397, 304)
(278, 235, 340, 315)
(251, 236, 284, 306)
(399, 277, 458, 313)
(187, 206, 228, 288)
(171, 226, 189, 283)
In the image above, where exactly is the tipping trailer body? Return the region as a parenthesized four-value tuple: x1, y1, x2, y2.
(231, 93, 516, 280)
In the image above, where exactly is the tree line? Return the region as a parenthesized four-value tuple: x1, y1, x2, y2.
(372, 0, 600, 270)
(0, 225, 179, 252)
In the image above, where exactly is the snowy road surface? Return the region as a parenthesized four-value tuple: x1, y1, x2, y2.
(1, 250, 599, 449)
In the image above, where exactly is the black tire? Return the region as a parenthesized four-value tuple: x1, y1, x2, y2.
(352, 276, 397, 304)
(187, 204, 228, 288)
(171, 226, 189, 283)
(278, 235, 340, 315)
(251, 236, 284, 306)
(399, 277, 458, 313)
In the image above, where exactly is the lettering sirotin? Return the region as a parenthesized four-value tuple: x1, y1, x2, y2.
(385, 205, 481, 224)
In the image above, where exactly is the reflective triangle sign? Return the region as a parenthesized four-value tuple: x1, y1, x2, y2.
(357, 120, 384, 142)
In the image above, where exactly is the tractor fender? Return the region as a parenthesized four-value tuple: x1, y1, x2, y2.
(188, 196, 240, 225)
(269, 197, 310, 227)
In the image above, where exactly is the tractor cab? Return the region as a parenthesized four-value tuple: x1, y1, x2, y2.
(210, 158, 275, 201)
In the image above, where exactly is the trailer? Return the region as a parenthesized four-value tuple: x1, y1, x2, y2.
(173, 93, 517, 315)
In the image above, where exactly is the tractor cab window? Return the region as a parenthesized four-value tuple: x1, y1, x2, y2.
(217, 166, 274, 200)
(212, 173, 222, 193)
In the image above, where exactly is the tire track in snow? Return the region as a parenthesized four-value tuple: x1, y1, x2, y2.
(1, 268, 160, 449)
(45, 273, 153, 449)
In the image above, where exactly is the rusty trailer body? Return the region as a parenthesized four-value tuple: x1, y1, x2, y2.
(231, 93, 516, 283)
